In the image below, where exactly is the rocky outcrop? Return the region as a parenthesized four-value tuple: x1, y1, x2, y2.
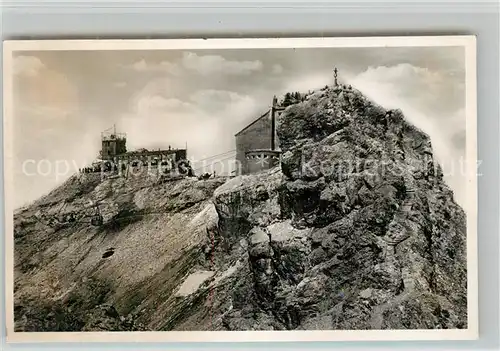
(212, 86, 467, 330)
(13, 85, 467, 332)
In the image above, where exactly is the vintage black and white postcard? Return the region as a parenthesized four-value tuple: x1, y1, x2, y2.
(3, 36, 477, 342)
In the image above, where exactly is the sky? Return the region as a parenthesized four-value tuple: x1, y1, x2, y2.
(11, 45, 467, 209)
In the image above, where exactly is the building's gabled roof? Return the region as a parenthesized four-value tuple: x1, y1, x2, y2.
(235, 110, 270, 137)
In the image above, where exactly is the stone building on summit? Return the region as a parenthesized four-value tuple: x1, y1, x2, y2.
(235, 96, 284, 175)
(234, 67, 344, 175)
(99, 125, 187, 167)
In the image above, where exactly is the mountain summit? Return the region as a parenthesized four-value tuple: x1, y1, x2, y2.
(13, 84, 467, 331)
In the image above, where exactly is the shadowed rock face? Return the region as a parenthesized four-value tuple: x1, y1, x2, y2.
(13, 86, 467, 332)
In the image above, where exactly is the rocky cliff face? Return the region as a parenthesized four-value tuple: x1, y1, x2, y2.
(13, 85, 467, 332)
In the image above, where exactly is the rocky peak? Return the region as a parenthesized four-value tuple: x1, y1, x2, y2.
(215, 85, 466, 330)
(13, 84, 467, 332)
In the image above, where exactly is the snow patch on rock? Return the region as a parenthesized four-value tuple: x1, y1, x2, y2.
(175, 271, 215, 297)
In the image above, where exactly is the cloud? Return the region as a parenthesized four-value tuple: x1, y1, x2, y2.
(131, 59, 148, 71)
(350, 63, 464, 115)
(271, 64, 284, 75)
(189, 89, 254, 112)
(12, 56, 89, 207)
(122, 53, 264, 81)
(190, 89, 242, 103)
(121, 96, 215, 158)
(353, 64, 445, 97)
(13, 55, 45, 77)
(14, 55, 80, 120)
(17, 105, 76, 122)
(114, 81, 127, 88)
(136, 95, 197, 115)
(124, 59, 181, 75)
(181, 52, 263, 76)
(13, 108, 101, 209)
(347, 64, 467, 207)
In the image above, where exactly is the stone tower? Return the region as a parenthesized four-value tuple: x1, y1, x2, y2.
(101, 125, 127, 160)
